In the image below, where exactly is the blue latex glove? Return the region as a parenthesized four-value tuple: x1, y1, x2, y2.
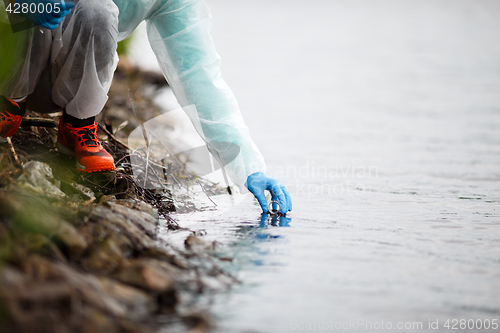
(16, 0, 75, 30)
(246, 172, 292, 214)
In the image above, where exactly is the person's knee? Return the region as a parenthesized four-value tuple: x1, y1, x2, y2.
(77, 0, 118, 31)
(70, 0, 118, 36)
(67, 0, 119, 69)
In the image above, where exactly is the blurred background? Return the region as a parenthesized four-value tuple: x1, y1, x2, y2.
(129, 0, 500, 332)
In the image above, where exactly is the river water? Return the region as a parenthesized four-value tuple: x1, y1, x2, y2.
(130, 1, 500, 332)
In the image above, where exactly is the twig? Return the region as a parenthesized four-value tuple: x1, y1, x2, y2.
(143, 133, 151, 188)
(97, 123, 130, 150)
(6, 137, 22, 167)
(114, 120, 129, 135)
(20, 117, 58, 128)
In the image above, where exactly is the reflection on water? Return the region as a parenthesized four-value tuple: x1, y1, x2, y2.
(259, 213, 292, 228)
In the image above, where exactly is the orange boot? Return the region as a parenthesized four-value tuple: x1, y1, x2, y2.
(0, 97, 25, 138)
(57, 117, 116, 172)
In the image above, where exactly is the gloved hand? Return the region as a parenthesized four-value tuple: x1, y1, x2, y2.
(15, 0, 75, 30)
(246, 172, 292, 214)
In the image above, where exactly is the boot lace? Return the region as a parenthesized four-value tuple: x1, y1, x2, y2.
(76, 124, 99, 147)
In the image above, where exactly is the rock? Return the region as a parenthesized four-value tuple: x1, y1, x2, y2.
(82, 235, 126, 274)
(19, 214, 88, 261)
(0, 261, 156, 332)
(17, 161, 66, 198)
(79, 308, 119, 333)
(60, 179, 96, 203)
(184, 235, 206, 251)
(141, 246, 190, 269)
(17, 256, 155, 320)
(53, 220, 88, 260)
(88, 204, 157, 251)
(0, 265, 27, 288)
(185, 234, 218, 253)
(0, 188, 87, 261)
(182, 311, 214, 333)
(99, 195, 116, 203)
(18, 233, 67, 263)
(98, 277, 157, 321)
(105, 200, 158, 236)
(113, 259, 179, 292)
(112, 199, 158, 218)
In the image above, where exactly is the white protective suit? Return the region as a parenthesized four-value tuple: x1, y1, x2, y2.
(0, 0, 266, 188)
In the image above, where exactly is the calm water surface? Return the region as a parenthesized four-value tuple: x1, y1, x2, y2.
(138, 1, 500, 332)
